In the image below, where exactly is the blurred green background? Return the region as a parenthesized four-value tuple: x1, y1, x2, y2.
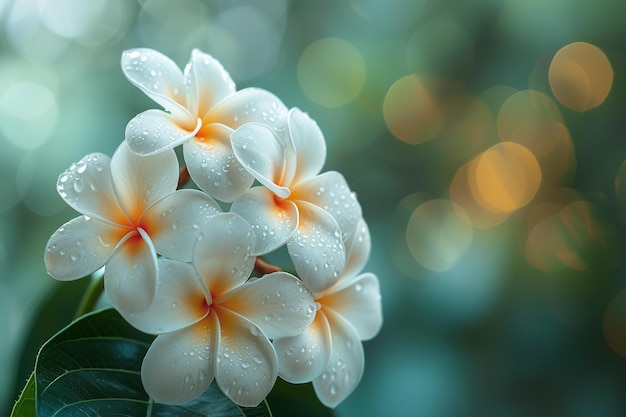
(3, 0, 626, 416)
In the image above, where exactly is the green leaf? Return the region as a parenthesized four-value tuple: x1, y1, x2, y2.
(10, 373, 36, 417)
(35, 308, 272, 417)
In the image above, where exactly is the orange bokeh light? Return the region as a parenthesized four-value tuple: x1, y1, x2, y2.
(549, 42, 613, 111)
(472, 142, 542, 213)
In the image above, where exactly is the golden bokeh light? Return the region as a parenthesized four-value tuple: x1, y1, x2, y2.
(473, 142, 542, 213)
(615, 160, 626, 210)
(604, 291, 626, 358)
(406, 199, 473, 272)
(525, 200, 605, 271)
(449, 157, 509, 229)
(497, 89, 563, 143)
(298, 37, 366, 108)
(383, 74, 444, 145)
(549, 42, 613, 112)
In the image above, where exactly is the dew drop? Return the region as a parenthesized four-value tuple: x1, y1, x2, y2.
(73, 177, 84, 193)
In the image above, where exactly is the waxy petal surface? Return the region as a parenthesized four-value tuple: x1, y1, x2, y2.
(209, 87, 288, 134)
(218, 272, 316, 339)
(287, 201, 345, 294)
(184, 129, 254, 202)
(287, 108, 326, 186)
(104, 229, 158, 314)
(230, 186, 299, 256)
(121, 259, 210, 335)
(145, 189, 221, 262)
(214, 307, 278, 407)
(44, 216, 123, 281)
(111, 142, 179, 219)
(313, 310, 364, 408)
(321, 273, 382, 341)
(141, 313, 219, 405)
(292, 171, 362, 241)
(121, 48, 190, 120)
(125, 110, 199, 156)
(193, 213, 256, 297)
(339, 218, 371, 280)
(231, 122, 290, 197)
(274, 313, 332, 384)
(55, 152, 126, 225)
(185, 49, 236, 119)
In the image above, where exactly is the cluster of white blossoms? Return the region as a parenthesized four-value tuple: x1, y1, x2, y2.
(44, 48, 382, 409)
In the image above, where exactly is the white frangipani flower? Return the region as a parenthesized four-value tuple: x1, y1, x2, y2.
(122, 213, 316, 407)
(122, 48, 288, 202)
(273, 219, 382, 408)
(44, 142, 221, 314)
(230, 108, 362, 293)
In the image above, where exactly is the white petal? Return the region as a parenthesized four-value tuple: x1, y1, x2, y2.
(217, 271, 316, 339)
(292, 171, 362, 241)
(185, 49, 236, 119)
(320, 273, 382, 341)
(144, 189, 221, 262)
(193, 213, 256, 296)
(230, 187, 299, 256)
(56, 152, 127, 225)
(231, 122, 290, 197)
(111, 142, 179, 218)
(209, 87, 288, 134)
(341, 218, 371, 279)
(120, 259, 210, 335)
(125, 109, 199, 156)
(183, 130, 254, 202)
(141, 313, 219, 405)
(104, 229, 158, 314)
(287, 201, 345, 294)
(121, 48, 191, 121)
(214, 307, 278, 407)
(287, 108, 326, 185)
(312, 309, 364, 408)
(274, 313, 332, 384)
(44, 215, 123, 281)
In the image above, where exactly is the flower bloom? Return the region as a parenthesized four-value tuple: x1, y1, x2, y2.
(121, 213, 316, 407)
(44, 142, 221, 314)
(122, 48, 288, 202)
(273, 219, 382, 408)
(230, 108, 362, 293)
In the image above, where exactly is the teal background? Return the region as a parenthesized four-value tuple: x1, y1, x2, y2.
(2, 0, 626, 416)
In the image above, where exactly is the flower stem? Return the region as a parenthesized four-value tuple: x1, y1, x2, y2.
(177, 165, 190, 189)
(74, 272, 105, 319)
(254, 257, 282, 275)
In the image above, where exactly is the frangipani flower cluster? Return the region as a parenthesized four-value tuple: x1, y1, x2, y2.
(44, 48, 382, 409)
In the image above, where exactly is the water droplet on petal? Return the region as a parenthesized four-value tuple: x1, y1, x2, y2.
(73, 177, 84, 193)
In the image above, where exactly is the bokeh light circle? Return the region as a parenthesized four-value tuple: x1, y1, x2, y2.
(450, 158, 509, 229)
(615, 160, 626, 210)
(604, 291, 626, 358)
(0, 81, 58, 150)
(473, 142, 541, 213)
(406, 199, 473, 272)
(298, 37, 366, 108)
(383, 74, 444, 144)
(549, 42, 613, 111)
